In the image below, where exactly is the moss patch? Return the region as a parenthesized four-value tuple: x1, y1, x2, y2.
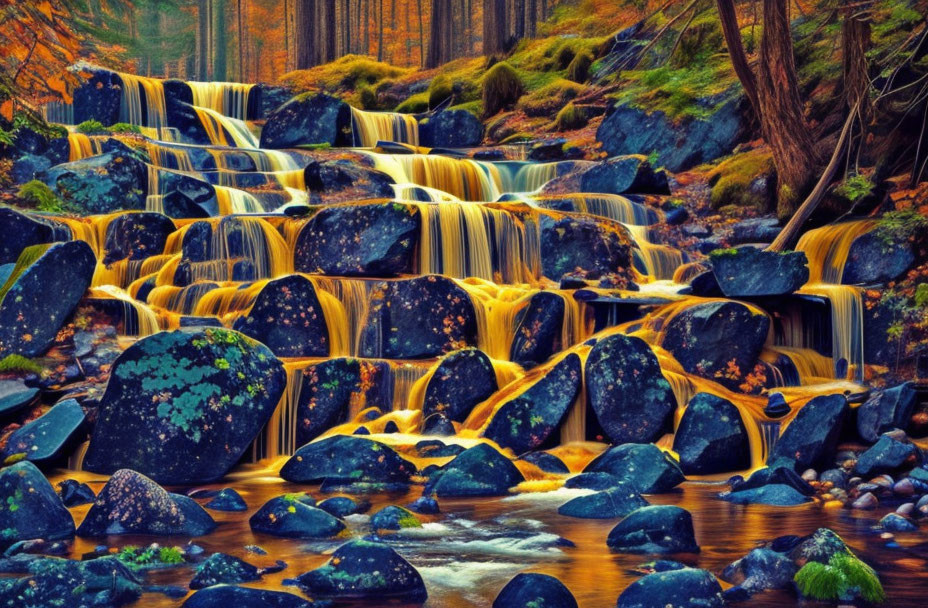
(706, 149, 775, 211)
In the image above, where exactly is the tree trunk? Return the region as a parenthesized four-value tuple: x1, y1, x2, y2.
(417, 0, 425, 66)
(716, 0, 761, 120)
(198, 0, 210, 80)
(295, 0, 316, 68)
(237, 0, 246, 79)
(427, 0, 454, 68)
(214, 0, 227, 79)
(842, 2, 871, 120)
(483, 0, 507, 56)
(378, 0, 385, 61)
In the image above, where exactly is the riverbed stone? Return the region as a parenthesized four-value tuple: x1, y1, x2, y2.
(672, 393, 750, 474)
(520, 451, 570, 473)
(564, 472, 622, 491)
(419, 110, 484, 148)
(45, 151, 147, 214)
(857, 382, 918, 443)
(280, 435, 416, 485)
(767, 394, 849, 472)
(57, 479, 95, 507)
(0, 555, 143, 608)
(617, 567, 724, 608)
(0, 462, 74, 547)
(190, 552, 261, 589)
(539, 214, 633, 281)
(493, 573, 578, 608)
(558, 482, 649, 519)
(303, 159, 395, 200)
(260, 92, 352, 148)
(843, 231, 915, 285)
(82, 328, 287, 484)
(204, 488, 247, 512)
(483, 353, 582, 454)
(510, 291, 565, 368)
(0, 399, 85, 465)
(370, 505, 421, 532)
(709, 247, 809, 297)
(425, 443, 525, 497)
(423, 347, 497, 423)
(183, 585, 313, 608)
(317, 496, 369, 517)
(249, 495, 345, 539)
(584, 444, 685, 494)
(102, 212, 175, 264)
(854, 434, 919, 477)
(586, 334, 676, 445)
(721, 484, 812, 506)
(721, 547, 798, 596)
(0, 208, 70, 264)
(607, 505, 699, 554)
(542, 155, 670, 196)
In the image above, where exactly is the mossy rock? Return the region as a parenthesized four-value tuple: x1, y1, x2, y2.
(482, 62, 524, 117)
(519, 79, 585, 117)
(707, 150, 776, 211)
(0, 461, 74, 548)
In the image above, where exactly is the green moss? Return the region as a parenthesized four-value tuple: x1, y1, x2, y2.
(519, 78, 585, 117)
(109, 122, 141, 134)
(76, 119, 105, 134)
(0, 354, 43, 374)
(795, 552, 885, 604)
(17, 180, 67, 213)
(709, 248, 738, 258)
(0, 243, 50, 305)
(428, 74, 453, 109)
(158, 547, 185, 564)
(567, 51, 593, 83)
(395, 92, 429, 114)
(834, 174, 875, 203)
(554, 45, 576, 70)
(482, 62, 524, 117)
(707, 150, 775, 211)
(357, 84, 379, 110)
(875, 209, 928, 247)
(554, 102, 588, 130)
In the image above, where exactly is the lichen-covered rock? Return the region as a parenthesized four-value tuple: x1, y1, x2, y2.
(586, 334, 676, 445)
(767, 394, 848, 472)
(303, 160, 395, 201)
(10, 153, 50, 184)
(0, 555, 142, 608)
(190, 553, 261, 589)
(232, 275, 330, 357)
(249, 495, 345, 539)
(607, 505, 699, 554)
(483, 353, 582, 454)
(0, 208, 70, 264)
(294, 202, 419, 277)
(102, 212, 175, 265)
(709, 247, 809, 297)
(423, 348, 498, 423)
(0, 399, 85, 465)
(558, 482, 649, 519)
(510, 292, 565, 368)
(76, 469, 215, 537)
(722, 547, 798, 596)
(493, 573, 578, 608)
(672, 393, 750, 474)
(44, 151, 147, 214)
(294, 539, 427, 603)
(369, 505, 421, 532)
(0, 462, 74, 547)
(616, 568, 724, 608)
(0, 241, 96, 358)
(540, 214, 632, 281)
(317, 496, 369, 517)
(584, 443, 685, 494)
(419, 110, 484, 148)
(260, 92, 352, 148)
(360, 275, 478, 359)
(280, 435, 416, 486)
(857, 382, 918, 443)
(542, 156, 670, 195)
(425, 443, 525, 497)
(183, 585, 313, 608)
(842, 231, 915, 285)
(82, 328, 287, 484)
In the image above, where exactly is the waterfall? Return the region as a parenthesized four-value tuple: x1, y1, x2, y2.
(118, 72, 168, 130)
(625, 224, 684, 280)
(193, 106, 260, 148)
(189, 81, 254, 121)
(67, 132, 101, 161)
(364, 152, 503, 201)
(351, 106, 420, 147)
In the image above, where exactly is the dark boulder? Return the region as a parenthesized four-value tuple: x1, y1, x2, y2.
(73, 67, 123, 125)
(57, 479, 95, 507)
(425, 443, 524, 497)
(295, 539, 427, 603)
(730, 218, 782, 244)
(483, 353, 582, 454)
(857, 382, 918, 443)
(303, 159, 395, 200)
(586, 334, 676, 444)
(584, 443, 685, 494)
(183, 585, 312, 608)
(45, 152, 147, 214)
(11, 154, 51, 184)
(843, 231, 915, 285)
(190, 553, 261, 589)
(672, 393, 750, 474)
(204, 488, 248, 512)
(248, 84, 295, 120)
(360, 275, 478, 359)
(102, 212, 175, 264)
(607, 505, 699, 553)
(408, 496, 440, 514)
(0, 380, 39, 418)
(0, 208, 70, 264)
(764, 392, 791, 418)
(317, 496, 369, 517)
(564, 472, 622, 491)
(77, 469, 215, 537)
(854, 434, 919, 477)
(294, 202, 419, 277)
(423, 348, 498, 423)
(82, 328, 287, 484)
(163, 80, 213, 145)
(709, 247, 809, 297)
(729, 466, 815, 497)
(156, 169, 218, 218)
(720, 484, 812, 506)
(416, 439, 465, 457)
(767, 394, 848, 472)
(0, 462, 74, 547)
(542, 156, 670, 195)
(422, 413, 456, 435)
(493, 573, 578, 608)
(232, 274, 330, 357)
(879, 513, 917, 532)
(280, 435, 416, 486)
(0, 555, 142, 608)
(510, 291, 565, 368)
(249, 496, 345, 539)
(260, 93, 352, 148)
(520, 451, 570, 473)
(558, 482, 649, 519)
(419, 110, 484, 148)
(616, 568, 724, 608)
(0, 399, 85, 465)
(722, 547, 798, 596)
(788, 528, 849, 565)
(370, 505, 421, 531)
(540, 214, 632, 281)
(0, 241, 96, 358)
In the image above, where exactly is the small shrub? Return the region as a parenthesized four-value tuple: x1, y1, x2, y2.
(566, 51, 593, 83)
(109, 122, 141, 134)
(0, 354, 42, 374)
(428, 74, 453, 109)
(76, 119, 105, 134)
(158, 547, 185, 564)
(554, 103, 588, 130)
(834, 174, 875, 203)
(482, 62, 524, 117)
(17, 180, 66, 213)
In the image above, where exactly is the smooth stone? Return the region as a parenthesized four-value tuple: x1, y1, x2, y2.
(709, 246, 808, 297)
(425, 443, 524, 497)
(564, 472, 622, 491)
(182, 585, 313, 608)
(607, 505, 699, 554)
(616, 567, 724, 608)
(249, 496, 345, 539)
(854, 434, 919, 477)
(519, 451, 570, 474)
(57, 479, 95, 507)
(0, 399, 85, 464)
(407, 496, 440, 514)
(584, 443, 685, 494)
(558, 483, 649, 519)
(879, 513, 917, 533)
(721, 547, 797, 595)
(763, 393, 790, 418)
(0, 380, 39, 418)
(317, 496, 369, 517)
(190, 552, 261, 589)
(493, 572, 578, 608)
(672, 393, 750, 474)
(369, 505, 421, 532)
(767, 394, 848, 472)
(422, 348, 498, 423)
(851, 492, 879, 510)
(0, 461, 74, 546)
(720, 484, 812, 506)
(280, 435, 416, 486)
(204, 489, 248, 512)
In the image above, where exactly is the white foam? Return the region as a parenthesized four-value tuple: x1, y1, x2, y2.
(418, 561, 527, 589)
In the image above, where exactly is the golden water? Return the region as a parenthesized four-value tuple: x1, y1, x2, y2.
(351, 106, 420, 147)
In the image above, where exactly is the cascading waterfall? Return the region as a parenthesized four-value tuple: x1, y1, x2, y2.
(365, 152, 503, 201)
(118, 71, 168, 131)
(193, 106, 260, 148)
(188, 81, 254, 120)
(351, 106, 420, 147)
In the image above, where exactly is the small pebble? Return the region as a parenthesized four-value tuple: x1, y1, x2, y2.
(894, 479, 915, 496)
(801, 469, 817, 482)
(896, 503, 915, 516)
(852, 492, 878, 510)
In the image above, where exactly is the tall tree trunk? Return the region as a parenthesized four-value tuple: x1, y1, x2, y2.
(198, 0, 210, 80)
(716, 0, 761, 119)
(237, 0, 246, 79)
(483, 0, 507, 56)
(294, 0, 316, 68)
(514, 0, 525, 41)
(842, 1, 871, 120)
(417, 0, 424, 66)
(214, 0, 227, 79)
(427, 0, 454, 68)
(325, 0, 337, 62)
(378, 0, 385, 61)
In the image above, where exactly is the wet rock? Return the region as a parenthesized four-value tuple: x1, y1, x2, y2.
(731, 465, 815, 496)
(564, 472, 622, 491)
(407, 496, 440, 514)
(370, 505, 421, 532)
(73, 66, 124, 125)
(659, 300, 770, 392)
(510, 292, 565, 368)
(0, 208, 70, 264)
(730, 217, 782, 244)
(419, 109, 484, 148)
(856, 382, 918, 443)
(57, 479, 95, 507)
(359, 275, 478, 359)
(11, 153, 50, 184)
(157, 170, 218, 218)
(295, 539, 427, 603)
(539, 214, 632, 281)
(767, 394, 848, 472)
(423, 348, 498, 423)
(0, 241, 96, 358)
(854, 434, 919, 477)
(0, 462, 74, 547)
(82, 328, 287, 484)
(788, 528, 849, 564)
(303, 159, 395, 200)
(879, 513, 917, 532)
(232, 274, 330, 357)
(542, 155, 670, 196)
(584, 443, 685, 494)
(819, 468, 848, 489)
(190, 553, 261, 589)
(204, 489, 248, 512)
(558, 482, 649, 519)
(709, 247, 809, 297)
(484, 353, 582, 454)
(616, 567, 724, 608)
(261, 92, 352, 148)
(519, 451, 570, 474)
(0, 380, 39, 418)
(586, 334, 676, 445)
(317, 496, 369, 517)
(764, 393, 790, 418)
(721, 484, 812, 506)
(183, 584, 313, 608)
(843, 231, 915, 285)
(672, 393, 750, 474)
(422, 413, 456, 436)
(294, 202, 419, 277)
(607, 505, 699, 554)
(249, 495, 345, 539)
(894, 478, 915, 496)
(44, 151, 147, 214)
(415, 440, 464, 457)
(0, 399, 85, 464)
(77, 469, 215, 537)
(280, 435, 416, 486)
(102, 212, 175, 265)
(722, 547, 797, 595)
(493, 573, 578, 608)
(425, 443, 524, 497)
(0, 555, 142, 607)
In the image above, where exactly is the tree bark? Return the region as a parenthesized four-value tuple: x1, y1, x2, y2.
(417, 0, 424, 66)
(377, 0, 384, 61)
(716, 0, 761, 118)
(427, 0, 454, 68)
(294, 0, 316, 68)
(842, 1, 871, 120)
(483, 0, 507, 56)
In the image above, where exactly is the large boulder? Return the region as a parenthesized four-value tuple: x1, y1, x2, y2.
(540, 214, 633, 281)
(483, 353, 582, 453)
(82, 328, 287, 484)
(616, 568, 724, 608)
(44, 152, 147, 214)
(584, 443, 685, 494)
(493, 573, 578, 608)
(854, 434, 919, 477)
(303, 159, 395, 201)
(232, 274, 330, 357)
(0, 241, 96, 358)
(597, 96, 746, 172)
(369, 505, 421, 532)
(280, 435, 416, 486)
(190, 552, 262, 589)
(425, 443, 525, 497)
(722, 547, 799, 596)
(102, 212, 175, 265)
(842, 231, 915, 285)
(249, 495, 346, 539)
(0, 556, 142, 608)
(248, 84, 295, 120)
(856, 382, 918, 443)
(294, 202, 420, 277)
(586, 334, 676, 444)
(184, 585, 312, 608)
(11, 154, 50, 184)
(768, 394, 848, 472)
(720, 483, 812, 506)
(295, 539, 427, 603)
(0, 208, 70, 264)
(0, 461, 74, 548)
(419, 110, 484, 148)
(709, 247, 809, 297)
(558, 482, 649, 519)
(72, 66, 124, 125)
(423, 348, 498, 423)
(163, 79, 214, 145)
(659, 300, 770, 392)
(260, 93, 352, 148)
(672, 393, 750, 474)
(541, 156, 670, 195)
(510, 291, 565, 368)
(155, 169, 219, 218)
(0, 399, 85, 465)
(359, 275, 478, 359)
(607, 505, 699, 554)
(76, 469, 216, 537)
